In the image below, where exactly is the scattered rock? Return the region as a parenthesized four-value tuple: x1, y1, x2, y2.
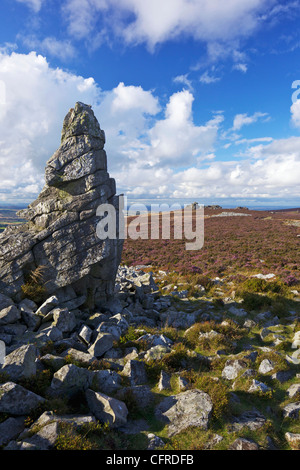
(1, 344, 37, 381)
(285, 432, 300, 449)
(50, 364, 92, 396)
(158, 370, 171, 391)
(147, 433, 165, 450)
(85, 389, 128, 428)
(248, 379, 272, 394)
(88, 332, 114, 358)
(0, 417, 25, 447)
(228, 409, 266, 432)
(287, 383, 300, 398)
(282, 402, 300, 419)
(0, 382, 45, 415)
(229, 438, 259, 450)
(0, 306, 21, 326)
(155, 389, 213, 436)
(122, 359, 147, 386)
(222, 359, 248, 380)
(258, 358, 275, 374)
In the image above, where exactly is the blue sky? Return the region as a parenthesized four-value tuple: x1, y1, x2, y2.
(0, 0, 300, 208)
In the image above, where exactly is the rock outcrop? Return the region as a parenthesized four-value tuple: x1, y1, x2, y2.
(0, 102, 123, 308)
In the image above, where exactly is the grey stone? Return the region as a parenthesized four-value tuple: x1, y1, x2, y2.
(91, 369, 122, 395)
(96, 321, 122, 342)
(155, 389, 213, 436)
(282, 401, 300, 419)
(40, 354, 66, 371)
(228, 409, 266, 432)
(18, 298, 38, 313)
(248, 379, 272, 394)
(0, 305, 21, 325)
(285, 432, 300, 448)
(19, 421, 60, 450)
(85, 389, 128, 428)
(147, 433, 165, 450)
(158, 370, 171, 391)
(122, 359, 147, 385)
(36, 296, 59, 316)
(258, 359, 275, 374)
(177, 376, 189, 391)
(287, 383, 300, 398)
(88, 332, 114, 358)
(0, 382, 45, 415)
(21, 310, 41, 331)
(272, 370, 295, 383)
(60, 295, 87, 311)
(51, 364, 92, 395)
(137, 333, 173, 349)
(229, 438, 259, 450)
(222, 359, 248, 380)
(52, 307, 77, 333)
(37, 325, 63, 343)
(78, 324, 93, 345)
(61, 348, 96, 365)
(1, 344, 37, 381)
(228, 306, 247, 317)
(144, 345, 171, 362)
(204, 434, 223, 450)
(0, 417, 25, 446)
(0, 293, 15, 311)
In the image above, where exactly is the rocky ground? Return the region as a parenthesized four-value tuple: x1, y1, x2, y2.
(0, 264, 299, 450)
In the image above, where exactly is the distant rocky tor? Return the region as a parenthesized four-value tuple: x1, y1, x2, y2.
(0, 102, 123, 309)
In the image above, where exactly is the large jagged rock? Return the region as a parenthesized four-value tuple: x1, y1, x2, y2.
(0, 102, 123, 307)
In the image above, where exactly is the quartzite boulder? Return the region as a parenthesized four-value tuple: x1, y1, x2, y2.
(0, 102, 123, 308)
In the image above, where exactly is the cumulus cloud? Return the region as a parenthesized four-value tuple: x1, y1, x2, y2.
(0, 50, 299, 206)
(169, 137, 300, 200)
(62, 0, 275, 50)
(0, 51, 100, 202)
(232, 112, 270, 131)
(0, 50, 220, 202)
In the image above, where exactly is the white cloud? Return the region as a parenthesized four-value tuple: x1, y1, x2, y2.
(235, 137, 273, 145)
(233, 63, 248, 73)
(169, 137, 300, 199)
(62, 0, 275, 50)
(199, 70, 221, 84)
(15, 0, 44, 13)
(94, 87, 222, 181)
(0, 50, 299, 206)
(0, 50, 220, 203)
(173, 74, 193, 91)
(141, 90, 221, 167)
(0, 51, 100, 202)
(232, 112, 270, 131)
(110, 82, 159, 114)
(20, 35, 77, 61)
